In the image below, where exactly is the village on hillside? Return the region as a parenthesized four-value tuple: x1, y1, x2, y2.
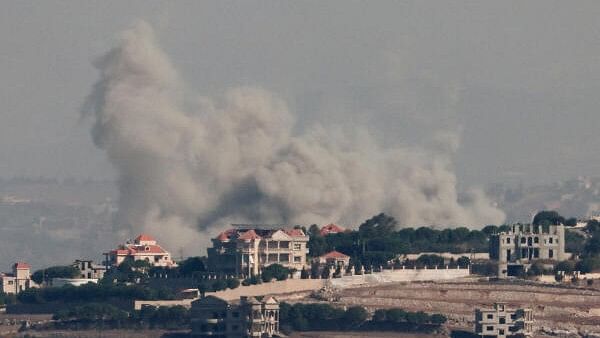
(1, 211, 600, 337)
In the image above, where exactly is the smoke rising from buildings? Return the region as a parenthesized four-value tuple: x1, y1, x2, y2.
(84, 21, 505, 250)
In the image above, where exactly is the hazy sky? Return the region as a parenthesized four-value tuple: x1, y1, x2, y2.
(2, 1, 600, 187)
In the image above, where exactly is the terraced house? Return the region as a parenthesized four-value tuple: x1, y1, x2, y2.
(208, 225, 309, 277)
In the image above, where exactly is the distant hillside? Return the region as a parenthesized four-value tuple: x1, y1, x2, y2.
(487, 176, 600, 223)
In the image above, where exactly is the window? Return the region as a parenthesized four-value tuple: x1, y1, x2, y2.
(293, 243, 302, 251)
(486, 325, 494, 331)
(506, 238, 511, 244)
(294, 256, 302, 263)
(549, 249, 554, 258)
(8, 280, 13, 285)
(268, 241, 278, 249)
(520, 237, 526, 244)
(549, 237, 553, 244)
(268, 254, 278, 262)
(506, 249, 511, 261)
(487, 314, 493, 319)
(499, 329, 505, 335)
(499, 317, 506, 324)
(279, 254, 289, 262)
(534, 237, 539, 244)
(279, 241, 290, 249)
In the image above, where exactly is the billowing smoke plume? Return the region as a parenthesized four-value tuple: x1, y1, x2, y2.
(84, 21, 505, 251)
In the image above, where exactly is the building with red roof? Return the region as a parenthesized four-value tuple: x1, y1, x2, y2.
(104, 234, 177, 268)
(315, 250, 351, 268)
(0, 262, 37, 295)
(320, 223, 346, 236)
(208, 225, 310, 277)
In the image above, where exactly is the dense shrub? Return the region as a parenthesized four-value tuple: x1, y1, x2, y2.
(31, 266, 80, 284)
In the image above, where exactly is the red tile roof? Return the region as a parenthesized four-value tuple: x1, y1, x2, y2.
(320, 223, 345, 236)
(284, 229, 306, 237)
(320, 250, 350, 259)
(111, 244, 167, 255)
(135, 234, 156, 242)
(238, 229, 261, 240)
(13, 262, 30, 269)
(215, 229, 237, 241)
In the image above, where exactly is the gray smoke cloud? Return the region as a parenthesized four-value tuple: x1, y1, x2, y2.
(84, 21, 505, 252)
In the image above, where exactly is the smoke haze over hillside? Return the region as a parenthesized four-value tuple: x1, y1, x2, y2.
(83, 21, 505, 250)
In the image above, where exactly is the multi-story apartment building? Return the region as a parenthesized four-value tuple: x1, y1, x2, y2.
(190, 295, 279, 338)
(104, 234, 178, 268)
(0, 262, 37, 295)
(475, 303, 533, 337)
(489, 224, 567, 277)
(207, 225, 309, 277)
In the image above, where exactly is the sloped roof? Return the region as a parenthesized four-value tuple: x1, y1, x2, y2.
(238, 229, 261, 240)
(13, 262, 31, 269)
(320, 223, 345, 236)
(320, 250, 350, 259)
(284, 228, 306, 237)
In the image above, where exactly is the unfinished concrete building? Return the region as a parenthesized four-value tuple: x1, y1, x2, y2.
(190, 295, 279, 338)
(475, 303, 533, 337)
(489, 224, 566, 277)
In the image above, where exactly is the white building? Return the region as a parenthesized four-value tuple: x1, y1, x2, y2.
(0, 262, 37, 295)
(104, 234, 178, 268)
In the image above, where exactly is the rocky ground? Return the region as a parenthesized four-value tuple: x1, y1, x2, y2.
(329, 279, 600, 337)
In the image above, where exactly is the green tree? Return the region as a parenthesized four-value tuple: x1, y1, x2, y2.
(226, 278, 240, 289)
(177, 257, 206, 276)
(261, 264, 291, 282)
(532, 210, 565, 226)
(342, 306, 368, 328)
(31, 265, 80, 284)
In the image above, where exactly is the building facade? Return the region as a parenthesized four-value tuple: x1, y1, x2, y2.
(104, 234, 178, 268)
(475, 303, 533, 337)
(490, 224, 567, 277)
(0, 262, 37, 295)
(207, 226, 309, 277)
(73, 260, 107, 279)
(190, 295, 279, 338)
(315, 250, 351, 269)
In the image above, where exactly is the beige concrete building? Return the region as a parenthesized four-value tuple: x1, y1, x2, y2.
(208, 225, 309, 277)
(190, 295, 279, 338)
(475, 303, 533, 337)
(73, 260, 106, 279)
(314, 250, 351, 269)
(0, 262, 37, 295)
(104, 234, 177, 268)
(490, 224, 567, 277)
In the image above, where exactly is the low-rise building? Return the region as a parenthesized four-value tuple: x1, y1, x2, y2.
(104, 234, 178, 268)
(191, 295, 279, 338)
(490, 224, 567, 277)
(73, 260, 106, 279)
(207, 225, 309, 277)
(315, 250, 351, 269)
(475, 303, 533, 337)
(0, 262, 37, 295)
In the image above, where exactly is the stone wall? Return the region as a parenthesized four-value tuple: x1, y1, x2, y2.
(330, 267, 470, 288)
(208, 279, 325, 301)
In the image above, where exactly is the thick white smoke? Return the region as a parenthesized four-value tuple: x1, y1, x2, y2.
(84, 21, 505, 252)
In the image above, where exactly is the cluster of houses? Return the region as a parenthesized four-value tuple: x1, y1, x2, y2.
(0, 222, 575, 337)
